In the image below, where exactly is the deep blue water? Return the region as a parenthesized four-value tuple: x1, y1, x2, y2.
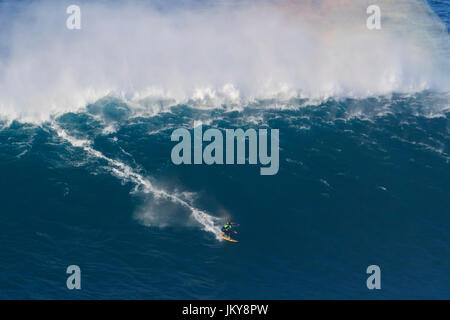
(1, 92, 449, 299)
(0, 1, 449, 299)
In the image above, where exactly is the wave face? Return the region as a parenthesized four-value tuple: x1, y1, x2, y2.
(0, 0, 449, 299)
(0, 0, 449, 121)
(1, 92, 450, 299)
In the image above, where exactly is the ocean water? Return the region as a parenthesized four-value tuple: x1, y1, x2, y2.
(0, 0, 449, 299)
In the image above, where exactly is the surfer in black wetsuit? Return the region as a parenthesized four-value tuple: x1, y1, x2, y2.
(222, 221, 238, 239)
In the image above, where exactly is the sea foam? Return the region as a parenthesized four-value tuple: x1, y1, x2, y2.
(0, 0, 448, 122)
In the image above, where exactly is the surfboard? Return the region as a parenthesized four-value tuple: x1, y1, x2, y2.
(222, 235, 238, 243)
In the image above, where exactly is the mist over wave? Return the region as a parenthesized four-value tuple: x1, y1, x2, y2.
(1, 0, 450, 299)
(0, 0, 449, 122)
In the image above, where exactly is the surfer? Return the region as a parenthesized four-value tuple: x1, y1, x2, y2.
(222, 221, 238, 239)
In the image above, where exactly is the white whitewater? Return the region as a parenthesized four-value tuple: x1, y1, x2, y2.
(0, 0, 448, 122)
(51, 123, 224, 239)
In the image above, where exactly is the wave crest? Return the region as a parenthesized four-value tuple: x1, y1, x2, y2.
(0, 0, 449, 122)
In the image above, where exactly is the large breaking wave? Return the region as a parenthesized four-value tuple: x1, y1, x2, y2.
(0, 0, 450, 299)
